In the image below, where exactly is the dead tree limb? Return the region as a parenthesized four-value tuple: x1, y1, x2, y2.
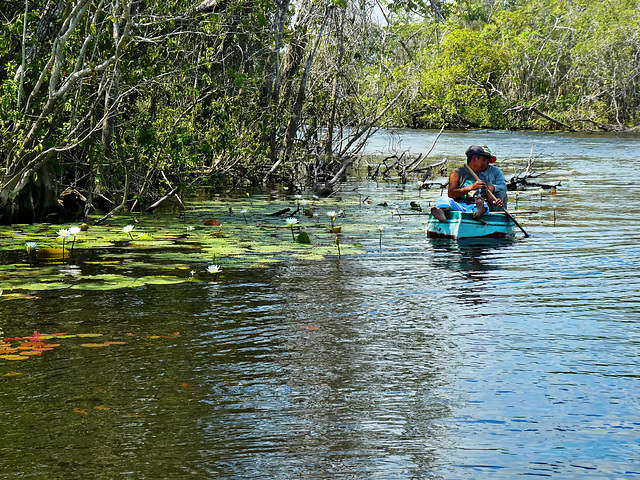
(506, 105, 576, 131)
(407, 124, 445, 173)
(420, 158, 447, 183)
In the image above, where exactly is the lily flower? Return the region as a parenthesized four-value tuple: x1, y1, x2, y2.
(326, 211, 337, 227)
(122, 224, 135, 240)
(56, 229, 70, 261)
(26, 242, 37, 254)
(66, 226, 81, 252)
(285, 217, 298, 241)
(207, 264, 221, 279)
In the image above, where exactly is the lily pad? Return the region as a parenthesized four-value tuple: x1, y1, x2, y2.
(0, 195, 376, 293)
(296, 232, 311, 244)
(36, 248, 70, 260)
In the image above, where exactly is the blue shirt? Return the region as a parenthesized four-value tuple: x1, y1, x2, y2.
(479, 165, 507, 197)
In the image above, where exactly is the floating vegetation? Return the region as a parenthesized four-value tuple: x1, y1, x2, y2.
(0, 330, 178, 363)
(0, 195, 400, 294)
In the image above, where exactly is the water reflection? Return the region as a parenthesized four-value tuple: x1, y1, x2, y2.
(3, 131, 640, 478)
(429, 238, 514, 273)
(427, 238, 516, 311)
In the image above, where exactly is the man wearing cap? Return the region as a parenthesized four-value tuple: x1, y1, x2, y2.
(430, 145, 506, 222)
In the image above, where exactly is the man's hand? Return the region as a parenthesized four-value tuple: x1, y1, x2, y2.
(472, 180, 487, 190)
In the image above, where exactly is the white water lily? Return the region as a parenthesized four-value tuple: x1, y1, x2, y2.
(186, 226, 195, 232)
(285, 217, 298, 241)
(122, 224, 135, 240)
(378, 226, 384, 232)
(66, 226, 82, 253)
(26, 241, 37, 253)
(57, 228, 70, 238)
(207, 264, 221, 274)
(326, 211, 337, 227)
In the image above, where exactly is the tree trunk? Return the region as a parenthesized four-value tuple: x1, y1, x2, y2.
(324, 7, 345, 157)
(263, 5, 331, 183)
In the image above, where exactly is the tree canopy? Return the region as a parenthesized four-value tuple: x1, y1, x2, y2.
(0, 0, 638, 223)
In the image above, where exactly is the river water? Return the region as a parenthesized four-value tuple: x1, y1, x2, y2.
(1, 129, 640, 478)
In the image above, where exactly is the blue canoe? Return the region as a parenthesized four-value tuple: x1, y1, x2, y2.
(426, 210, 514, 239)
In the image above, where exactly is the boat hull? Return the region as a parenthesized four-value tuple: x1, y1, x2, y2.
(426, 211, 514, 239)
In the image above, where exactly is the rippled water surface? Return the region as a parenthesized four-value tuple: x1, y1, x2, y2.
(2, 130, 640, 478)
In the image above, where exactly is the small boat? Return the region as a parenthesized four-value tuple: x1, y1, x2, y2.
(426, 210, 514, 239)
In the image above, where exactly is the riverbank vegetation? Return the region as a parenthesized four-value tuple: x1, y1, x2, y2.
(1, 0, 638, 223)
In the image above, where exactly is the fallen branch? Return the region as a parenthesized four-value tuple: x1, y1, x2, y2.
(506, 105, 576, 131)
(421, 158, 448, 183)
(408, 124, 445, 173)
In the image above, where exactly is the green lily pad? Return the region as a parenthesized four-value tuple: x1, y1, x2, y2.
(0, 195, 382, 293)
(296, 232, 311, 244)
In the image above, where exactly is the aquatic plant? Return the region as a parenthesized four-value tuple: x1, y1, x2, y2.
(285, 217, 298, 241)
(296, 228, 311, 244)
(122, 224, 135, 240)
(241, 210, 248, 224)
(207, 264, 221, 279)
(378, 226, 384, 248)
(25, 242, 37, 254)
(68, 226, 81, 252)
(0, 197, 367, 295)
(57, 229, 71, 260)
(326, 211, 337, 228)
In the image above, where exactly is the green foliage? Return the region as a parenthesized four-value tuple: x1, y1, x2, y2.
(1, 0, 639, 224)
(382, 0, 640, 130)
(415, 25, 510, 127)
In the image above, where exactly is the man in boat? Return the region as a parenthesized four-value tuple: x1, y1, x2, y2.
(430, 145, 506, 222)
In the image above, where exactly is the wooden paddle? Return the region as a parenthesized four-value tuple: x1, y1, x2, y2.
(464, 164, 530, 238)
